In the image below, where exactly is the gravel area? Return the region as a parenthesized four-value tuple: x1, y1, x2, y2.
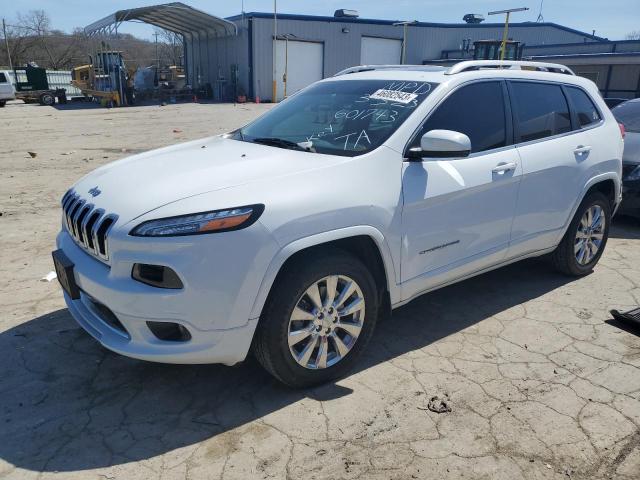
(1, 100, 639, 480)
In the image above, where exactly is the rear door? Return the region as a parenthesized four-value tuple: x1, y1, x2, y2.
(401, 80, 522, 290)
(508, 81, 597, 256)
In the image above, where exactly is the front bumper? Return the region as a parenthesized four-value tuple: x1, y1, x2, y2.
(56, 221, 278, 365)
(63, 290, 258, 364)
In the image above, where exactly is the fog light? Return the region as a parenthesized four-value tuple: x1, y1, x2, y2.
(147, 321, 192, 342)
(132, 263, 183, 289)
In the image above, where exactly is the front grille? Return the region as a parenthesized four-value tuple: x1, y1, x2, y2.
(61, 190, 117, 262)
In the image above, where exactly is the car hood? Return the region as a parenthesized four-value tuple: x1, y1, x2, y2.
(72, 136, 345, 223)
(623, 131, 640, 165)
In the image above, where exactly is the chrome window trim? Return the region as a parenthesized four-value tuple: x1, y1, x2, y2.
(513, 119, 605, 149)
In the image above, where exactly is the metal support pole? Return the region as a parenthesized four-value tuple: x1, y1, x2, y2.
(393, 20, 417, 65)
(500, 12, 510, 61)
(402, 23, 407, 64)
(284, 35, 288, 98)
(2, 18, 12, 71)
(488, 7, 528, 62)
(272, 0, 277, 102)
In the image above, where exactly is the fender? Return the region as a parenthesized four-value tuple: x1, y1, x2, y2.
(248, 225, 399, 320)
(555, 171, 621, 243)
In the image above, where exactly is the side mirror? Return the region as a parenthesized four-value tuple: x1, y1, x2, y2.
(407, 129, 471, 160)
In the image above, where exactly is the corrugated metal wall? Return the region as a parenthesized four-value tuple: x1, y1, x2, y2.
(186, 15, 608, 101)
(249, 17, 600, 100)
(184, 21, 249, 100)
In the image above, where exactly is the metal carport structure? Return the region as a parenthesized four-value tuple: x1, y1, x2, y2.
(84, 2, 238, 89)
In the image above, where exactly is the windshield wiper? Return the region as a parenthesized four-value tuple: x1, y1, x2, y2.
(251, 137, 311, 152)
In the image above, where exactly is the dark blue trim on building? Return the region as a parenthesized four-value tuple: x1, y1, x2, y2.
(525, 39, 640, 50)
(226, 12, 607, 42)
(529, 52, 640, 59)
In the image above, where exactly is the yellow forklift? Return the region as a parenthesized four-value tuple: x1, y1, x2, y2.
(72, 49, 133, 107)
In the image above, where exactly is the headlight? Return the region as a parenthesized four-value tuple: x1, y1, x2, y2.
(130, 204, 264, 237)
(625, 165, 640, 181)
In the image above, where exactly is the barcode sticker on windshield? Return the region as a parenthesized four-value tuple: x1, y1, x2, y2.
(369, 89, 418, 104)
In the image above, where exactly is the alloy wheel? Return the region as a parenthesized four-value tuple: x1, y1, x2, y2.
(575, 205, 605, 265)
(287, 275, 365, 369)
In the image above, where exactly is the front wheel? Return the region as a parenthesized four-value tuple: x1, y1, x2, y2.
(0, 100, 6, 108)
(552, 191, 611, 276)
(254, 249, 379, 388)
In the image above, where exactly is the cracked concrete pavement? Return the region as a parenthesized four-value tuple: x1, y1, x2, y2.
(1, 101, 639, 480)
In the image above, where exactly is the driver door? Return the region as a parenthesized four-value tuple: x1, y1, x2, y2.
(401, 80, 522, 297)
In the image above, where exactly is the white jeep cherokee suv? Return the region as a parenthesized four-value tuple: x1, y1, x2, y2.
(54, 61, 623, 387)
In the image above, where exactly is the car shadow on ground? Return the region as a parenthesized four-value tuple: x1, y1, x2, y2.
(0, 255, 581, 473)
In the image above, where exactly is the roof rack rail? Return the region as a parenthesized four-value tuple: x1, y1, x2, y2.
(334, 64, 447, 76)
(446, 60, 575, 76)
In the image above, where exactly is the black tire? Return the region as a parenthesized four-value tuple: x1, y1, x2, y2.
(254, 248, 379, 388)
(552, 191, 611, 276)
(39, 93, 55, 106)
(0, 100, 6, 107)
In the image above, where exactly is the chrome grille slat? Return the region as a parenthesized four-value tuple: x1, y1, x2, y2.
(70, 200, 86, 238)
(77, 204, 93, 247)
(65, 196, 80, 231)
(60, 190, 117, 263)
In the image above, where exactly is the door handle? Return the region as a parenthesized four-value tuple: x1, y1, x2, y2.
(492, 162, 517, 174)
(574, 145, 592, 154)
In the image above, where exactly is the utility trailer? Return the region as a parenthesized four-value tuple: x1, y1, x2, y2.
(11, 66, 69, 105)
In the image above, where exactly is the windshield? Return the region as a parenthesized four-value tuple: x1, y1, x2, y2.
(612, 100, 640, 133)
(235, 79, 438, 157)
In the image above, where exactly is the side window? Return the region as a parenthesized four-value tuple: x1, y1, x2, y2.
(510, 82, 571, 142)
(566, 87, 601, 128)
(417, 81, 507, 153)
(0, 73, 7, 83)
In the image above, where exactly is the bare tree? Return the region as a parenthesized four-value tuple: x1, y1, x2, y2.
(0, 9, 169, 71)
(154, 28, 184, 66)
(626, 30, 640, 40)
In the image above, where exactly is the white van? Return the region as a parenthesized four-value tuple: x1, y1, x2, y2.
(0, 70, 16, 107)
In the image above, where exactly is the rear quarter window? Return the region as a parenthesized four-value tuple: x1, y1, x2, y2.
(566, 87, 601, 128)
(0, 73, 7, 83)
(510, 82, 572, 142)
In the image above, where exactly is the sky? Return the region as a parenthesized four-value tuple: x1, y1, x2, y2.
(2, 0, 639, 41)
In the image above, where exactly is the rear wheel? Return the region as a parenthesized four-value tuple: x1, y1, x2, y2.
(254, 249, 379, 388)
(0, 100, 6, 107)
(552, 191, 610, 276)
(39, 92, 55, 106)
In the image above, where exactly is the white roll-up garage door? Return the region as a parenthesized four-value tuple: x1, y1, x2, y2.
(360, 37, 402, 65)
(275, 40, 324, 101)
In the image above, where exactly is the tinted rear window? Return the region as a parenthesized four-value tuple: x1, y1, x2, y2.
(0, 73, 7, 83)
(417, 81, 507, 153)
(511, 82, 572, 142)
(612, 100, 640, 133)
(566, 87, 601, 128)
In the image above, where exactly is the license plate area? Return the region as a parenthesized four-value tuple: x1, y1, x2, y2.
(52, 249, 80, 300)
